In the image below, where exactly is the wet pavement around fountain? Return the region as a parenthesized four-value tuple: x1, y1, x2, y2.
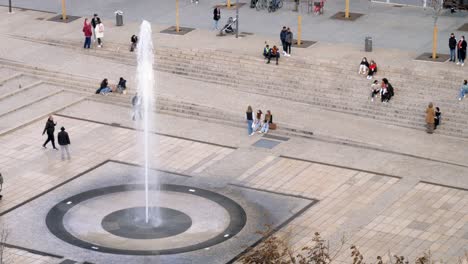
(0, 6, 468, 264)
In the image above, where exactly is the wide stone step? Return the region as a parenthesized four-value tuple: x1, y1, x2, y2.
(0, 91, 85, 135)
(0, 83, 62, 116)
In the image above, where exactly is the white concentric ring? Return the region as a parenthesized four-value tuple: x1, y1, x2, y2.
(63, 190, 230, 251)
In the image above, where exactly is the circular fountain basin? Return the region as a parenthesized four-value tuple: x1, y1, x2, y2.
(46, 184, 247, 255)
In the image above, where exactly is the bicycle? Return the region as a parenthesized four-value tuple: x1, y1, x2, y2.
(256, 0, 268, 11)
(267, 0, 283, 12)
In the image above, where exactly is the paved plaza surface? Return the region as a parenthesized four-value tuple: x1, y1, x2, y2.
(0, 5, 468, 264)
(2, 0, 468, 51)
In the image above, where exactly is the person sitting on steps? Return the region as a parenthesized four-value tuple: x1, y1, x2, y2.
(359, 57, 369, 75)
(370, 80, 380, 102)
(116, 77, 127, 94)
(267, 45, 280, 65)
(367, 60, 377, 79)
(96, 78, 113, 95)
(263, 44, 271, 60)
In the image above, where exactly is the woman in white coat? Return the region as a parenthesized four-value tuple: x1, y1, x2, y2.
(95, 18, 105, 48)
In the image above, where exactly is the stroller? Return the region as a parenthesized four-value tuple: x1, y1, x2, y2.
(219, 17, 237, 36)
(314, 0, 325, 15)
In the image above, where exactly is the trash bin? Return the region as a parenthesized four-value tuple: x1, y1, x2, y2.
(115, 10, 124, 26)
(365, 36, 372, 52)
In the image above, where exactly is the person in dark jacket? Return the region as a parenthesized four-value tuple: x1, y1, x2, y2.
(117, 77, 127, 94)
(284, 28, 293, 56)
(42, 116, 58, 150)
(91, 14, 99, 42)
(449, 33, 457, 62)
(434, 107, 441, 129)
(58, 127, 71, 160)
(457, 36, 467, 66)
(280, 26, 287, 56)
(246, 105, 253, 135)
(213, 7, 221, 30)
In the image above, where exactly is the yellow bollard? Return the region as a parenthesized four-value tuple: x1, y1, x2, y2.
(297, 15, 302, 46)
(61, 0, 67, 20)
(227, 0, 231, 8)
(432, 25, 438, 59)
(345, 0, 349, 18)
(176, 0, 180, 32)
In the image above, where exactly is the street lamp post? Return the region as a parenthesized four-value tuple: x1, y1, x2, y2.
(8, 0, 12, 13)
(235, 0, 239, 38)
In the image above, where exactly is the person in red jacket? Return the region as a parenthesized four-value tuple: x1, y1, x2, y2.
(83, 18, 92, 49)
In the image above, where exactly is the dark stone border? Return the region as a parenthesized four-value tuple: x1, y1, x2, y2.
(47, 14, 81, 23)
(330, 11, 364, 21)
(160, 26, 195, 35)
(226, 199, 318, 263)
(415, 52, 450, 62)
(457, 23, 468, 31)
(262, 134, 289, 141)
(280, 155, 403, 179)
(46, 184, 247, 255)
(54, 113, 237, 149)
(214, 3, 246, 9)
(420, 181, 468, 192)
(292, 40, 316, 48)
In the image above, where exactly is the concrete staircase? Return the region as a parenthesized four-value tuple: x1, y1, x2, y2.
(4, 35, 468, 138)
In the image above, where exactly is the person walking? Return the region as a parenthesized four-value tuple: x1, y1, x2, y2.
(457, 36, 466, 66)
(132, 93, 142, 121)
(0, 172, 3, 200)
(280, 26, 287, 56)
(425, 102, 435, 134)
(449, 33, 457, 62)
(82, 18, 92, 49)
(91, 14, 98, 42)
(95, 17, 104, 48)
(285, 28, 293, 56)
(57, 127, 71, 160)
(42, 116, 58, 150)
(213, 7, 221, 30)
(246, 106, 253, 136)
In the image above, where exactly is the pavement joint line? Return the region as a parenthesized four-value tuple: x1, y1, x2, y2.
(228, 183, 318, 201)
(54, 113, 238, 149)
(419, 180, 468, 192)
(226, 199, 319, 264)
(1, 242, 64, 259)
(307, 134, 468, 170)
(280, 155, 403, 179)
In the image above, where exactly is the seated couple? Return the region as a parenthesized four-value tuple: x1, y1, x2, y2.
(370, 78, 394, 103)
(359, 57, 378, 79)
(263, 44, 280, 65)
(96, 78, 127, 95)
(247, 106, 275, 136)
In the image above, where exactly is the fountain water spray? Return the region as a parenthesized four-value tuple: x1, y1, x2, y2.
(136, 20, 157, 224)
